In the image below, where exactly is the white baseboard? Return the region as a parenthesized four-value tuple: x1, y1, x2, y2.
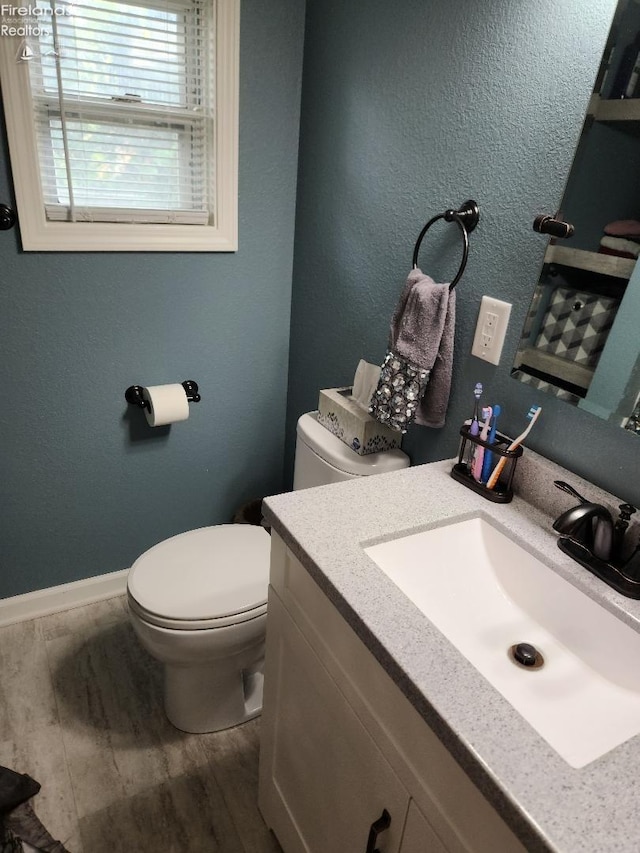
(0, 569, 129, 628)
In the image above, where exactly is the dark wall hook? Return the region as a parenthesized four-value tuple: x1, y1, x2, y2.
(0, 204, 17, 231)
(533, 214, 574, 239)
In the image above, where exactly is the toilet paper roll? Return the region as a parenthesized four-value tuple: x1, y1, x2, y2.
(142, 384, 190, 427)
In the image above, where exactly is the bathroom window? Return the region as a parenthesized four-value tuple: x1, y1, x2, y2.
(0, 0, 239, 251)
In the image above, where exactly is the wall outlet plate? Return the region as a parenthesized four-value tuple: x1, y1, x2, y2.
(471, 296, 512, 365)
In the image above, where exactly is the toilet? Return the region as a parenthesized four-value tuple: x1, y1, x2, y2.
(127, 411, 409, 733)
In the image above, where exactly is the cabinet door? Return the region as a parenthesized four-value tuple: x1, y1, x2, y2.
(399, 801, 448, 853)
(259, 591, 409, 853)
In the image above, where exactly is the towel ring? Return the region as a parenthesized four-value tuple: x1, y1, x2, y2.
(412, 199, 479, 291)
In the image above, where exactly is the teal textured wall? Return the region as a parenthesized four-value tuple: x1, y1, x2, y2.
(285, 0, 640, 505)
(4, 0, 639, 601)
(0, 0, 305, 597)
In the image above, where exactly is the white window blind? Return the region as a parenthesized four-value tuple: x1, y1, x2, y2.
(0, 0, 238, 250)
(28, 0, 214, 225)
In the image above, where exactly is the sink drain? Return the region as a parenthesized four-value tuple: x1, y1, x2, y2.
(508, 643, 544, 670)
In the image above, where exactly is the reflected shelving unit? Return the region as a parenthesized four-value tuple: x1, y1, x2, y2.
(589, 94, 640, 124)
(544, 244, 636, 279)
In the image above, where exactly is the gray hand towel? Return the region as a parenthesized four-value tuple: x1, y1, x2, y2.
(369, 268, 456, 432)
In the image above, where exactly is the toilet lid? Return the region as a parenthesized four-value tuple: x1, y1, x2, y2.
(127, 525, 270, 623)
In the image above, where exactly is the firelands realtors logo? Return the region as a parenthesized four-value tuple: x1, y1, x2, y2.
(1, 3, 74, 41)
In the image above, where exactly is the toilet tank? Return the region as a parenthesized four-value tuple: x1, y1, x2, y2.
(293, 412, 410, 490)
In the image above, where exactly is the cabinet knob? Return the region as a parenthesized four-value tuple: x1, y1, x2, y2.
(365, 808, 391, 853)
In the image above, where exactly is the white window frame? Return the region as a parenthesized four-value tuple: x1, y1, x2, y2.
(0, 0, 239, 252)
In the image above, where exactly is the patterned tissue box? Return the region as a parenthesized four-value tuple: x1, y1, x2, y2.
(317, 387, 402, 456)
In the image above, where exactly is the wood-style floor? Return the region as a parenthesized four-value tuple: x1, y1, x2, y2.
(0, 596, 282, 853)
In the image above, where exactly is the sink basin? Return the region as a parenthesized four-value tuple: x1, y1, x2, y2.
(364, 516, 640, 768)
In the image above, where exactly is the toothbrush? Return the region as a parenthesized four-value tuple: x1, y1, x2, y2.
(472, 406, 492, 482)
(486, 405, 542, 490)
(469, 382, 483, 436)
(481, 403, 501, 484)
(466, 383, 483, 471)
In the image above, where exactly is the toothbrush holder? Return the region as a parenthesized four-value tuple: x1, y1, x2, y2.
(451, 423, 523, 503)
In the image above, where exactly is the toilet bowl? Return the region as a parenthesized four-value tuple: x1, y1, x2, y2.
(127, 524, 270, 733)
(127, 410, 410, 734)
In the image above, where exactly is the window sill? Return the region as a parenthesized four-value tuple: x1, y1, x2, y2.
(15, 218, 238, 252)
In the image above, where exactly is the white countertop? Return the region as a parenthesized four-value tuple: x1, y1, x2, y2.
(262, 451, 640, 853)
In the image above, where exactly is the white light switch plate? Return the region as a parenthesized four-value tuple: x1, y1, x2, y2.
(471, 296, 512, 365)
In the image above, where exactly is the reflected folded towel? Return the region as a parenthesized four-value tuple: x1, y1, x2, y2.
(598, 235, 640, 259)
(369, 269, 456, 432)
(603, 220, 640, 239)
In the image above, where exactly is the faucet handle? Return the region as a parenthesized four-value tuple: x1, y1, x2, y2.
(554, 480, 589, 505)
(612, 504, 637, 566)
(618, 504, 637, 522)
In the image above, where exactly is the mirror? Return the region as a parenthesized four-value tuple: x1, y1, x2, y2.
(512, 0, 640, 436)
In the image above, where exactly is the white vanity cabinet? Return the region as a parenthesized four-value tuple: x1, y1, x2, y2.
(258, 533, 526, 853)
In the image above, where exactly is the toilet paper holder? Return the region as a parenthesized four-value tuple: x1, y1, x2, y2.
(125, 380, 201, 410)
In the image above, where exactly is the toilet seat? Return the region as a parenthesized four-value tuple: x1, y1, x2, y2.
(127, 524, 270, 631)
